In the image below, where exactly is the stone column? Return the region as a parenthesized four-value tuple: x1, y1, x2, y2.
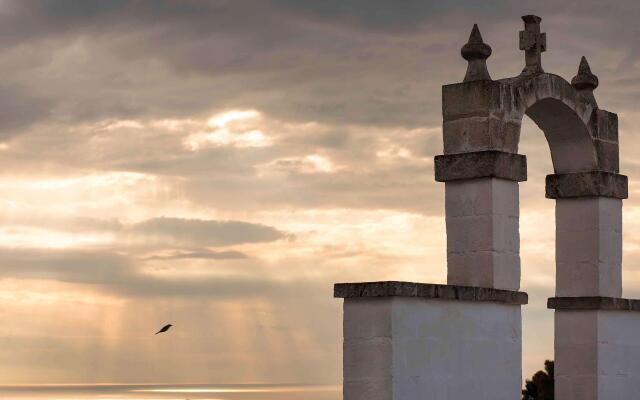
(438, 79, 526, 291)
(546, 172, 627, 297)
(547, 171, 634, 400)
(336, 282, 527, 400)
(549, 298, 640, 400)
(435, 151, 526, 291)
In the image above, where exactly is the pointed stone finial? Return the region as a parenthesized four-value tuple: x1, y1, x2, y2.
(519, 15, 546, 76)
(461, 24, 492, 82)
(571, 56, 599, 107)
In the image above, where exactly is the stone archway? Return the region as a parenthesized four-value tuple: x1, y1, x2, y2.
(434, 15, 633, 400)
(335, 15, 638, 400)
(435, 19, 626, 297)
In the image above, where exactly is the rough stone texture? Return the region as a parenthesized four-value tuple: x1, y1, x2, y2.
(546, 172, 628, 199)
(594, 139, 619, 173)
(442, 73, 611, 174)
(343, 297, 523, 400)
(442, 117, 521, 154)
(461, 24, 492, 82)
(442, 80, 503, 121)
(445, 178, 521, 290)
(519, 15, 546, 75)
(334, 281, 528, 305)
(555, 197, 622, 297)
(525, 96, 598, 173)
(571, 56, 599, 108)
(434, 151, 527, 182)
(548, 297, 640, 311)
(554, 310, 640, 400)
(591, 109, 618, 142)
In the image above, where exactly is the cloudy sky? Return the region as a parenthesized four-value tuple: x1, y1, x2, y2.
(2, 0, 640, 386)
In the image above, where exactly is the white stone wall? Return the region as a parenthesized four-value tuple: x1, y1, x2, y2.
(343, 298, 393, 400)
(555, 198, 622, 297)
(445, 178, 520, 290)
(555, 310, 640, 400)
(343, 297, 522, 400)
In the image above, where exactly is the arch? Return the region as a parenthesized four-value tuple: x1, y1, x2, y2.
(511, 73, 599, 173)
(525, 97, 596, 173)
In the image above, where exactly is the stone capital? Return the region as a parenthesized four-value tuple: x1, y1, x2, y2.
(545, 171, 628, 199)
(434, 151, 527, 182)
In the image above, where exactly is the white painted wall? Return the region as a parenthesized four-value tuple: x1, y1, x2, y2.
(343, 297, 522, 400)
(555, 197, 622, 297)
(445, 178, 520, 290)
(555, 310, 640, 400)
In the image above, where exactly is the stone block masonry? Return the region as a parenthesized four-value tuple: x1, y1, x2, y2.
(444, 178, 520, 290)
(555, 198, 622, 297)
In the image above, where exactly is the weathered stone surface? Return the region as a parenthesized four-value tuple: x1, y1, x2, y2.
(461, 24, 492, 82)
(592, 109, 618, 142)
(442, 116, 521, 154)
(442, 80, 503, 120)
(519, 15, 546, 75)
(545, 172, 628, 199)
(434, 150, 527, 182)
(594, 139, 619, 173)
(548, 296, 640, 311)
(571, 56, 599, 108)
(334, 281, 528, 305)
(526, 97, 598, 173)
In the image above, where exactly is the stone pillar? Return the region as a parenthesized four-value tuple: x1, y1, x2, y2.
(547, 171, 633, 400)
(435, 151, 526, 290)
(438, 77, 526, 292)
(336, 282, 527, 400)
(555, 197, 622, 297)
(546, 172, 627, 296)
(549, 298, 640, 400)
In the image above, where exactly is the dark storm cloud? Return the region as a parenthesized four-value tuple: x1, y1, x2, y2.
(271, 0, 514, 31)
(0, 0, 638, 214)
(0, 0, 635, 138)
(0, 0, 454, 129)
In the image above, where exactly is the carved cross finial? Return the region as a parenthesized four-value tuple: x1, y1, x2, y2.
(519, 15, 546, 76)
(461, 24, 492, 82)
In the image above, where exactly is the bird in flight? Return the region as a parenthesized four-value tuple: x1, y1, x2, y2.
(155, 324, 173, 335)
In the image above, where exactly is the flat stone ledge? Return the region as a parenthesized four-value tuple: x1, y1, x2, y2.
(545, 171, 628, 199)
(434, 151, 527, 182)
(548, 296, 640, 311)
(334, 281, 528, 305)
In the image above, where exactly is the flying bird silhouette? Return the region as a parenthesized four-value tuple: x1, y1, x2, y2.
(155, 324, 172, 335)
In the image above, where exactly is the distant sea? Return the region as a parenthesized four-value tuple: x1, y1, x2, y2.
(0, 384, 342, 400)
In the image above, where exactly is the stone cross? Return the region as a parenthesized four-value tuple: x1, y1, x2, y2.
(519, 15, 546, 75)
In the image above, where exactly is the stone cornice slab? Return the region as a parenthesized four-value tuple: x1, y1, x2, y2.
(334, 281, 528, 305)
(545, 171, 628, 199)
(548, 296, 640, 311)
(434, 150, 527, 182)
